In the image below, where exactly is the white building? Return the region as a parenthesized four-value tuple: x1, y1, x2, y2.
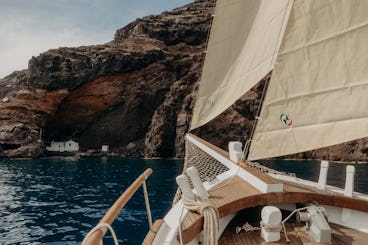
(46, 140, 79, 152)
(65, 140, 79, 152)
(101, 145, 109, 152)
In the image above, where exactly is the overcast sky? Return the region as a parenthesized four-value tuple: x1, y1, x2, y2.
(0, 0, 192, 79)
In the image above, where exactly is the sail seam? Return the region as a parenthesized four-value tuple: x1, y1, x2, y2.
(279, 20, 368, 56)
(266, 81, 368, 106)
(201, 57, 273, 92)
(256, 117, 368, 134)
(269, 0, 294, 70)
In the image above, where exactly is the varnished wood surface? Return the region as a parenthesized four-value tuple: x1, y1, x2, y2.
(218, 207, 368, 244)
(239, 162, 280, 184)
(83, 168, 153, 245)
(181, 175, 263, 243)
(180, 169, 368, 243)
(142, 219, 164, 245)
(180, 134, 368, 243)
(219, 220, 368, 245)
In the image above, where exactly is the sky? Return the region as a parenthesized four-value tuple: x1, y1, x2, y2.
(0, 0, 192, 79)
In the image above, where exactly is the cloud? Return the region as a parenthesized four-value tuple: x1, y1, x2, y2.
(0, 0, 192, 79)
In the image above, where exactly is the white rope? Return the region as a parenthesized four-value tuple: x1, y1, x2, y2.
(260, 221, 282, 232)
(241, 74, 271, 160)
(281, 206, 309, 242)
(182, 197, 219, 245)
(235, 206, 310, 242)
(81, 223, 119, 245)
(244, 161, 296, 177)
(236, 222, 261, 233)
(240, 138, 252, 162)
(236, 221, 282, 235)
(142, 180, 153, 230)
(178, 204, 186, 245)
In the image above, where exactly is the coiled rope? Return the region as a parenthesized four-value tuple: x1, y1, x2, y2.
(182, 197, 219, 245)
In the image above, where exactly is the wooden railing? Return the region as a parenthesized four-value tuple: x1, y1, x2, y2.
(82, 168, 153, 245)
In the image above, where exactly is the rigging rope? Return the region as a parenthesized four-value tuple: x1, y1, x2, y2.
(241, 75, 271, 161)
(81, 223, 119, 245)
(236, 222, 261, 233)
(281, 206, 310, 242)
(260, 221, 282, 232)
(236, 207, 311, 242)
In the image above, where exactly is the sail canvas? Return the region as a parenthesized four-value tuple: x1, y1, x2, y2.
(248, 0, 368, 160)
(191, 0, 292, 129)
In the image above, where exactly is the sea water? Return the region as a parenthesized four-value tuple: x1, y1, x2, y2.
(0, 158, 182, 244)
(260, 159, 368, 192)
(0, 158, 367, 244)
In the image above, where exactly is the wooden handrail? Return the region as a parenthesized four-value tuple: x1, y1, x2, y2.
(83, 168, 153, 245)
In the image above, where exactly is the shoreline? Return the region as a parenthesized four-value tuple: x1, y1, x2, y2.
(2, 154, 367, 164)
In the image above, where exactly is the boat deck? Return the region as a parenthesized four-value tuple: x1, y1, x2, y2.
(180, 138, 368, 243)
(219, 209, 368, 244)
(181, 171, 368, 243)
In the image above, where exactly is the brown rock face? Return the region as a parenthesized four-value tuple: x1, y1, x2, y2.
(0, 0, 214, 158)
(0, 0, 367, 162)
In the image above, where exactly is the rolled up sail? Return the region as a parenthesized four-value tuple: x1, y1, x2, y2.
(190, 0, 292, 130)
(248, 0, 368, 160)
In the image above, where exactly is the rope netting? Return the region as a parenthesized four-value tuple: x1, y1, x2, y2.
(173, 139, 229, 205)
(244, 161, 296, 177)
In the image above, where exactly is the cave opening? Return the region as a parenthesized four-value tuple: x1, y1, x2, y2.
(1, 144, 22, 150)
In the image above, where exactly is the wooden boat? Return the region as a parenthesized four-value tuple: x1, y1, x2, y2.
(83, 0, 368, 244)
(141, 134, 368, 244)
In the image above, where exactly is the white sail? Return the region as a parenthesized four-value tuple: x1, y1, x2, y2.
(248, 0, 368, 160)
(190, 0, 292, 130)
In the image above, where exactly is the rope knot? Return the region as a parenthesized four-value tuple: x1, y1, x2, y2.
(182, 197, 219, 245)
(199, 202, 216, 215)
(260, 221, 282, 232)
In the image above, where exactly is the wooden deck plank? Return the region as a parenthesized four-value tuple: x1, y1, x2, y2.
(219, 207, 368, 244)
(219, 221, 368, 245)
(239, 162, 280, 184)
(180, 135, 368, 243)
(181, 167, 368, 244)
(182, 176, 260, 230)
(142, 219, 164, 245)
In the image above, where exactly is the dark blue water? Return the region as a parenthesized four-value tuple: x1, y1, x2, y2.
(0, 158, 367, 244)
(0, 157, 182, 244)
(260, 159, 368, 193)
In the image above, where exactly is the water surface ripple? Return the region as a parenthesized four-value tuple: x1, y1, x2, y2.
(0, 158, 367, 244)
(0, 158, 182, 244)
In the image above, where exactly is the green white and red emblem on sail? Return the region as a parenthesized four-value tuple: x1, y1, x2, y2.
(280, 113, 292, 127)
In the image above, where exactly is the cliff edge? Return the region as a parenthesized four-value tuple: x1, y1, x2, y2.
(0, 0, 367, 161)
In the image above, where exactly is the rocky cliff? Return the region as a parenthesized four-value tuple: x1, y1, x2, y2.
(0, 0, 367, 161)
(0, 0, 214, 158)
